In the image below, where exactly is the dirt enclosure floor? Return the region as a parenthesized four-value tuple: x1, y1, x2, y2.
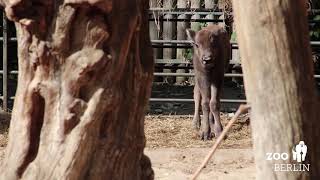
(0, 113, 255, 179)
(144, 114, 255, 180)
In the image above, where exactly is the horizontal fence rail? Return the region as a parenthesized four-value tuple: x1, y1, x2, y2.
(155, 59, 191, 64)
(0, 97, 247, 104)
(3, 72, 319, 78)
(151, 40, 320, 46)
(149, 18, 320, 23)
(148, 18, 224, 23)
(149, 8, 320, 14)
(151, 40, 320, 49)
(154, 73, 244, 77)
(1, 38, 319, 47)
(150, 98, 247, 103)
(149, 8, 222, 12)
(0, 70, 18, 74)
(0, 37, 17, 41)
(149, 11, 224, 15)
(153, 73, 320, 79)
(0, 96, 15, 100)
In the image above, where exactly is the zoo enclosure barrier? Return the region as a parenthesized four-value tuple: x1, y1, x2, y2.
(0, 7, 320, 111)
(148, 5, 320, 104)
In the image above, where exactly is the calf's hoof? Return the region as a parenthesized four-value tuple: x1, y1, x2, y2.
(213, 126, 223, 138)
(192, 117, 200, 130)
(199, 130, 212, 141)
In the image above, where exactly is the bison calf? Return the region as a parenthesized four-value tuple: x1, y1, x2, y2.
(186, 25, 230, 140)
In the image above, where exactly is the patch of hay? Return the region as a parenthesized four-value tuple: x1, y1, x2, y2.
(0, 112, 10, 148)
(145, 114, 252, 149)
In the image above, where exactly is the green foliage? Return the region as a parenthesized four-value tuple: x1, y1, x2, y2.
(184, 48, 193, 61)
(200, 22, 207, 28)
(231, 31, 237, 42)
(314, 15, 320, 21)
(310, 31, 320, 39)
(310, 15, 320, 40)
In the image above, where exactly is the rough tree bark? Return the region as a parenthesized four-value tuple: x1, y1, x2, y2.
(0, 0, 154, 179)
(232, 0, 320, 180)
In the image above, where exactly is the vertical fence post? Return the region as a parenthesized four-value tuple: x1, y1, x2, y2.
(2, 12, 8, 111)
(205, 0, 215, 25)
(163, 0, 176, 84)
(189, 0, 201, 84)
(311, 0, 320, 9)
(150, 0, 162, 82)
(150, 0, 160, 59)
(190, 0, 201, 31)
(176, 0, 188, 84)
(219, 0, 233, 35)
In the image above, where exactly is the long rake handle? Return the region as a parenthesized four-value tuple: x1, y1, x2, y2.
(191, 104, 251, 180)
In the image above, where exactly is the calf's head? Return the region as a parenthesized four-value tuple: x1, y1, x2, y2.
(186, 28, 222, 69)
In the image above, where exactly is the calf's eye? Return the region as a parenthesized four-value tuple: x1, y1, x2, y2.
(192, 42, 199, 48)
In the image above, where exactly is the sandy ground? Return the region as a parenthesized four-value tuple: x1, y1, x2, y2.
(0, 113, 255, 179)
(145, 148, 255, 180)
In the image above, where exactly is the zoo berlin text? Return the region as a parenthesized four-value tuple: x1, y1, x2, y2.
(266, 141, 310, 172)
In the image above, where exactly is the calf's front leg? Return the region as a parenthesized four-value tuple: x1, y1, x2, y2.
(193, 83, 201, 129)
(210, 85, 223, 137)
(200, 98, 211, 140)
(200, 90, 211, 140)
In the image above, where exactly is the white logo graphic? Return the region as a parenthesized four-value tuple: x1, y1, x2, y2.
(292, 141, 307, 162)
(267, 141, 310, 172)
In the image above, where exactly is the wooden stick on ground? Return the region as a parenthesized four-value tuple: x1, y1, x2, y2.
(191, 104, 251, 180)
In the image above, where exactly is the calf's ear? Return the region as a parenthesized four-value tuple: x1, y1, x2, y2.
(186, 29, 196, 42)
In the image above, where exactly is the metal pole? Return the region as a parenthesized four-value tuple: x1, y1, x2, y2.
(2, 12, 8, 111)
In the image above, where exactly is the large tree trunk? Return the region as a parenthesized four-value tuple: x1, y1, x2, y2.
(232, 0, 320, 180)
(0, 0, 154, 179)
